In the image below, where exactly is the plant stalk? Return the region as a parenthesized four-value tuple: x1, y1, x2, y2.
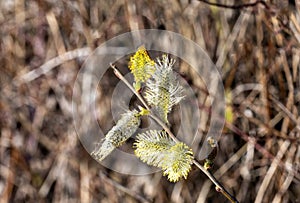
(110, 64, 239, 203)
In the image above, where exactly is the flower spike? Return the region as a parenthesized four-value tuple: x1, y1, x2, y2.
(92, 110, 141, 162)
(134, 130, 194, 182)
(129, 46, 156, 91)
(145, 55, 184, 124)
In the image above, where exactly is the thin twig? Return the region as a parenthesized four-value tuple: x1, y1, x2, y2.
(197, 143, 248, 202)
(100, 171, 152, 203)
(270, 95, 300, 132)
(110, 64, 239, 203)
(226, 122, 300, 182)
(193, 160, 239, 203)
(15, 47, 92, 84)
(254, 140, 290, 203)
(110, 64, 150, 110)
(198, 0, 269, 10)
(149, 114, 180, 142)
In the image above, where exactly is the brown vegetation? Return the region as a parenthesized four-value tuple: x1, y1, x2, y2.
(0, 0, 299, 202)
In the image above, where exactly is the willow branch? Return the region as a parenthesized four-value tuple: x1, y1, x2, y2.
(110, 64, 151, 110)
(110, 64, 239, 203)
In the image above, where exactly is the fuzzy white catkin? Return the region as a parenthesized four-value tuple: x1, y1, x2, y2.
(144, 55, 184, 124)
(92, 110, 141, 162)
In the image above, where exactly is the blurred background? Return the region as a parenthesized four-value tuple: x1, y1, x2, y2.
(1, 0, 300, 202)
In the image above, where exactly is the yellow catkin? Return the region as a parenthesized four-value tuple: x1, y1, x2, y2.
(134, 130, 193, 182)
(128, 46, 155, 91)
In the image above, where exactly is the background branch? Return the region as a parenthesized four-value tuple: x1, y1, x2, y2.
(198, 0, 269, 10)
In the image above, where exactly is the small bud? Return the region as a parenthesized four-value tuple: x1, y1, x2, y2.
(207, 136, 218, 148)
(215, 186, 222, 192)
(204, 159, 213, 170)
(138, 106, 150, 116)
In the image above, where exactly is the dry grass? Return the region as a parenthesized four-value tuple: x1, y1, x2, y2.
(1, 0, 300, 202)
